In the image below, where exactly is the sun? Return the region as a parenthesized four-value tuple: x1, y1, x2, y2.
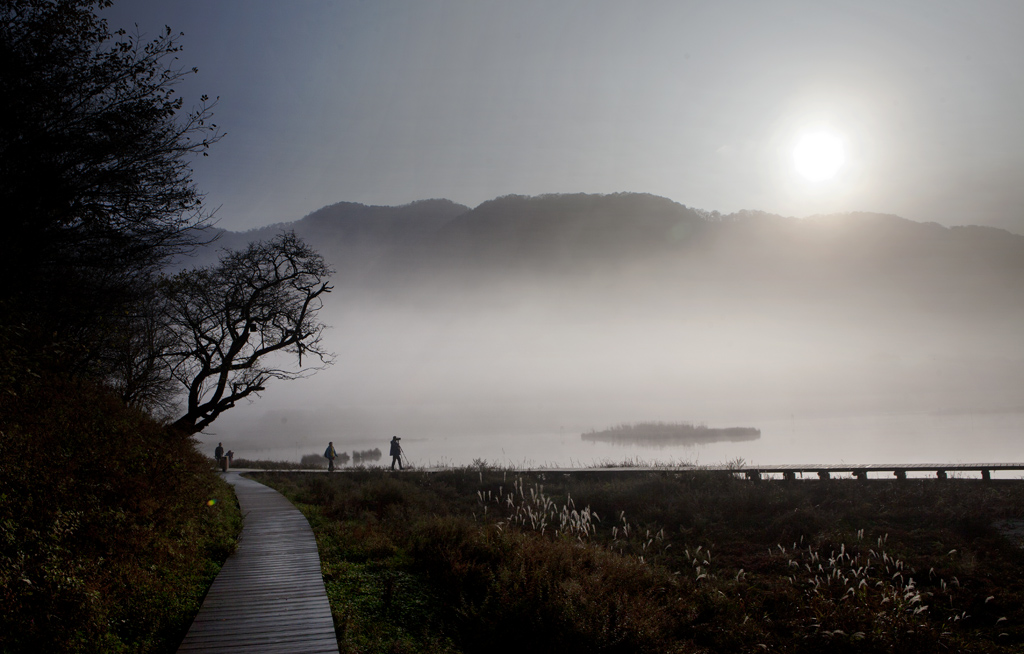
(793, 132, 845, 182)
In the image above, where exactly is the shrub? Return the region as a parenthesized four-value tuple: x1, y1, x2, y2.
(300, 453, 327, 469)
(258, 468, 1024, 653)
(0, 375, 241, 653)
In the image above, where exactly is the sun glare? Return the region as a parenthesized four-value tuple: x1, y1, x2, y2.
(793, 132, 844, 182)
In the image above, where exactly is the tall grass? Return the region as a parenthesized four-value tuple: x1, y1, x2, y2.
(258, 468, 1024, 653)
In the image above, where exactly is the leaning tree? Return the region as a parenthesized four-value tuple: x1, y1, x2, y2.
(160, 232, 333, 435)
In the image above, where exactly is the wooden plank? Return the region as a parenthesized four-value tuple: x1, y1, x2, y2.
(176, 472, 339, 654)
(177, 626, 338, 644)
(185, 615, 336, 633)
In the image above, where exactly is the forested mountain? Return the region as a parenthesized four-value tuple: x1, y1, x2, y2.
(181, 198, 469, 276)
(196, 192, 1024, 436)
(196, 192, 1024, 314)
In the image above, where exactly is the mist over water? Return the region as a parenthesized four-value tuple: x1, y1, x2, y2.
(196, 195, 1024, 467)
(201, 292, 1024, 470)
(201, 411, 1024, 475)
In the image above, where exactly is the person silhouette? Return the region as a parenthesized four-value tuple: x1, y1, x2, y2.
(324, 441, 338, 472)
(389, 436, 403, 470)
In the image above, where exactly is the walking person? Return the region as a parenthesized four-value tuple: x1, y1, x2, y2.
(324, 441, 338, 472)
(389, 436, 403, 470)
(214, 442, 226, 471)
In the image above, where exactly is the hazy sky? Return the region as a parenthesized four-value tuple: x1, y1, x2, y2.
(106, 1, 1024, 233)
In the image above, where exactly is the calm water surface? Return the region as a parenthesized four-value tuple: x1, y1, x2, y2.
(201, 411, 1024, 476)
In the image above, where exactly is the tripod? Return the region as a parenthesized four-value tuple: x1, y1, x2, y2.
(392, 444, 407, 470)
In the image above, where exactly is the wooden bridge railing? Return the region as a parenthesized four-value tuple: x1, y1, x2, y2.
(708, 463, 1024, 481)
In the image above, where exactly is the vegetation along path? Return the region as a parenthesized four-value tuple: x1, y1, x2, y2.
(177, 471, 339, 653)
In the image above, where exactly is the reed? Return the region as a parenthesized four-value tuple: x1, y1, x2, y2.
(255, 467, 1024, 653)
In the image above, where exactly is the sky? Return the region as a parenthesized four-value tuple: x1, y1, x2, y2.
(105, 0, 1024, 235)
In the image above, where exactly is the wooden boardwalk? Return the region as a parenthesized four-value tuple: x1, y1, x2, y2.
(512, 462, 1024, 480)
(177, 472, 339, 654)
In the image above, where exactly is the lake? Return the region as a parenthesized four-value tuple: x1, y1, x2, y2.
(200, 410, 1024, 478)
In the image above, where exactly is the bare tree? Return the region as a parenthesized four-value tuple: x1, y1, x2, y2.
(162, 232, 333, 435)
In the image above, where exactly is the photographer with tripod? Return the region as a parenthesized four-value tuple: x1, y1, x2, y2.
(389, 436, 404, 470)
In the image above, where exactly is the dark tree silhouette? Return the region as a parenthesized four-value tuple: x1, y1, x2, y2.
(103, 285, 179, 416)
(162, 232, 333, 435)
(0, 0, 221, 367)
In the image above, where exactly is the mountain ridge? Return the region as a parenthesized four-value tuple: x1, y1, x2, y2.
(185, 192, 1024, 315)
(185, 192, 1024, 433)
(197, 192, 1024, 270)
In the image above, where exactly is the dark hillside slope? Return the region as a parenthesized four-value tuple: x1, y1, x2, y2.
(187, 193, 1024, 307)
(184, 193, 1024, 432)
(695, 211, 1024, 321)
(180, 199, 469, 273)
(183, 192, 1024, 336)
(293, 198, 468, 250)
(426, 192, 707, 269)
(354, 195, 1024, 326)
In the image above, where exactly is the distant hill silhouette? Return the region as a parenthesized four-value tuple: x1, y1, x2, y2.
(184, 192, 1024, 321)
(178, 198, 469, 275)
(185, 192, 1024, 436)
(422, 193, 708, 268)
